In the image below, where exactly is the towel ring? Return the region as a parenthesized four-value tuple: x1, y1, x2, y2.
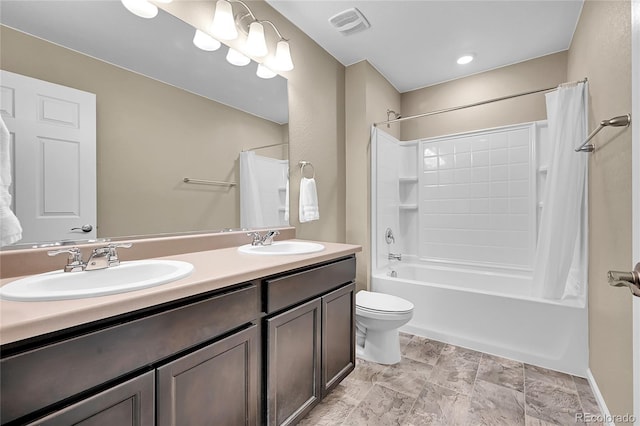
(299, 161, 315, 179)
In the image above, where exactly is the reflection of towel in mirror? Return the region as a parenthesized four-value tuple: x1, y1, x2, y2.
(0, 116, 22, 246)
(299, 177, 319, 223)
(284, 179, 290, 222)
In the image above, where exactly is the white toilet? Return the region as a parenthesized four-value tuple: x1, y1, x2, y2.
(355, 290, 414, 365)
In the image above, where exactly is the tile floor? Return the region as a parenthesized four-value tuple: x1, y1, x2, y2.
(300, 333, 602, 425)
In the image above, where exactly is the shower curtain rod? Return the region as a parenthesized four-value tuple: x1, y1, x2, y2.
(242, 142, 289, 152)
(373, 78, 588, 127)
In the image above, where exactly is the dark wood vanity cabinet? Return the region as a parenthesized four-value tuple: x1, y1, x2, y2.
(1, 254, 357, 426)
(1, 284, 260, 426)
(264, 256, 356, 426)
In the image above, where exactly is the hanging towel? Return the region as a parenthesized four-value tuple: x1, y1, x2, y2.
(299, 177, 319, 223)
(0, 116, 22, 247)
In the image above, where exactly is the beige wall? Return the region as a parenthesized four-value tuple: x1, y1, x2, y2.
(568, 0, 633, 419)
(401, 52, 568, 140)
(1, 25, 286, 238)
(345, 61, 400, 292)
(162, 0, 347, 243)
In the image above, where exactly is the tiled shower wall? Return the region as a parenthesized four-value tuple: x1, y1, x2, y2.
(419, 123, 543, 270)
(373, 122, 549, 273)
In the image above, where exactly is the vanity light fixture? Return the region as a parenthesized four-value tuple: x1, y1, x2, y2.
(246, 22, 268, 57)
(210, 0, 294, 71)
(211, 0, 238, 40)
(256, 63, 277, 79)
(226, 48, 251, 66)
(457, 54, 475, 65)
(193, 29, 222, 51)
(121, 0, 158, 19)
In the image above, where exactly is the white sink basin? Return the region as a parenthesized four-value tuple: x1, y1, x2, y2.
(0, 260, 194, 302)
(238, 241, 325, 255)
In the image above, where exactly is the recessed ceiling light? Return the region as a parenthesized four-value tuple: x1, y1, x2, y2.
(457, 54, 475, 65)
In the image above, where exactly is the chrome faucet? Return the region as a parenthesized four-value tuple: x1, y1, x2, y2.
(247, 230, 280, 246)
(261, 230, 280, 245)
(388, 252, 402, 261)
(48, 243, 132, 272)
(47, 247, 85, 272)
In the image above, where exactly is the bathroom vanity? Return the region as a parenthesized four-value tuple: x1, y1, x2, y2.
(0, 240, 359, 426)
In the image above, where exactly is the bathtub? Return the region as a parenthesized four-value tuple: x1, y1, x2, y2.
(372, 263, 588, 376)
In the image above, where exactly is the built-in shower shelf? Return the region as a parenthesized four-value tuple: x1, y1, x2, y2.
(278, 186, 287, 192)
(399, 177, 418, 183)
(537, 167, 548, 174)
(399, 204, 418, 210)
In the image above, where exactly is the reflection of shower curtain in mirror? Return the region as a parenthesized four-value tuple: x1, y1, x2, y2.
(240, 151, 289, 229)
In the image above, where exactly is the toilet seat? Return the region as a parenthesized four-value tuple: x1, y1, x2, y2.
(356, 290, 413, 314)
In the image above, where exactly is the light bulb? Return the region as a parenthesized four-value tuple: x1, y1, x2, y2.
(211, 0, 238, 40)
(246, 22, 268, 57)
(256, 63, 277, 79)
(121, 0, 158, 18)
(226, 48, 250, 66)
(193, 29, 221, 51)
(272, 40, 293, 71)
(457, 54, 475, 65)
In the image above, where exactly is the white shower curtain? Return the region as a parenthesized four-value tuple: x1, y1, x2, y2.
(240, 151, 289, 229)
(240, 151, 264, 229)
(533, 82, 588, 300)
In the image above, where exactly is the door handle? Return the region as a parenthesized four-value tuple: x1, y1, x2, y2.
(608, 263, 640, 297)
(71, 224, 93, 233)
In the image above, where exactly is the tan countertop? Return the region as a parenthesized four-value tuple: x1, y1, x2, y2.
(0, 240, 361, 346)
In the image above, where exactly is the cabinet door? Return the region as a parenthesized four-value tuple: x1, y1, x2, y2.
(28, 371, 154, 426)
(321, 283, 356, 397)
(266, 298, 321, 426)
(157, 325, 258, 426)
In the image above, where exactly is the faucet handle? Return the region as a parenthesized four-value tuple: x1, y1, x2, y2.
(106, 242, 133, 266)
(48, 247, 85, 272)
(48, 247, 82, 259)
(247, 232, 262, 246)
(262, 230, 280, 245)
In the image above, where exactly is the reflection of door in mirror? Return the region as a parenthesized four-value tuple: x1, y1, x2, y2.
(0, 70, 96, 245)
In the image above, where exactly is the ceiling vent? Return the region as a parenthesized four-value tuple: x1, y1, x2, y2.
(328, 8, 370, 36)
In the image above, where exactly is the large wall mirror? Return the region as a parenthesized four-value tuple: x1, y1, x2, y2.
(0, 1, 289, 249)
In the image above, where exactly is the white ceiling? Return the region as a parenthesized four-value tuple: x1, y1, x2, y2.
(265, 0, 584, 93)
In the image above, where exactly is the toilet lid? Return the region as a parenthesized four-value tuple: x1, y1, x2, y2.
(356, 290, 414, 313)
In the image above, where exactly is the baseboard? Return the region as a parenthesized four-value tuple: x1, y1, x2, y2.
(586, 368, 615, 426)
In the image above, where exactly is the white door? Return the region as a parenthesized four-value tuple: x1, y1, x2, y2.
(0, 70, 96, 245)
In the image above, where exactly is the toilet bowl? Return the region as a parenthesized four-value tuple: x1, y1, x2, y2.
(355, 290, 414, 365)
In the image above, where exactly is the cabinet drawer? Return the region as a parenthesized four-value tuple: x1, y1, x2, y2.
(265, 256, 355, 314)
(27, 371, 154, 426)
(1, 284, 258, 424)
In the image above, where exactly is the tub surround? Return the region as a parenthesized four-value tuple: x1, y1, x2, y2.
(0, 232, 360, 346)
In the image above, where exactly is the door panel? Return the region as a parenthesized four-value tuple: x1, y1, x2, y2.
(156, 325, 259, 426)
(267, 298, 321, 426)
(0, 70, 96, 244)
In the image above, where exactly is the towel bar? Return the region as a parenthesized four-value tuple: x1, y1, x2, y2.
(299, 161, 315, 179)
(183, 177, 237, 187)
